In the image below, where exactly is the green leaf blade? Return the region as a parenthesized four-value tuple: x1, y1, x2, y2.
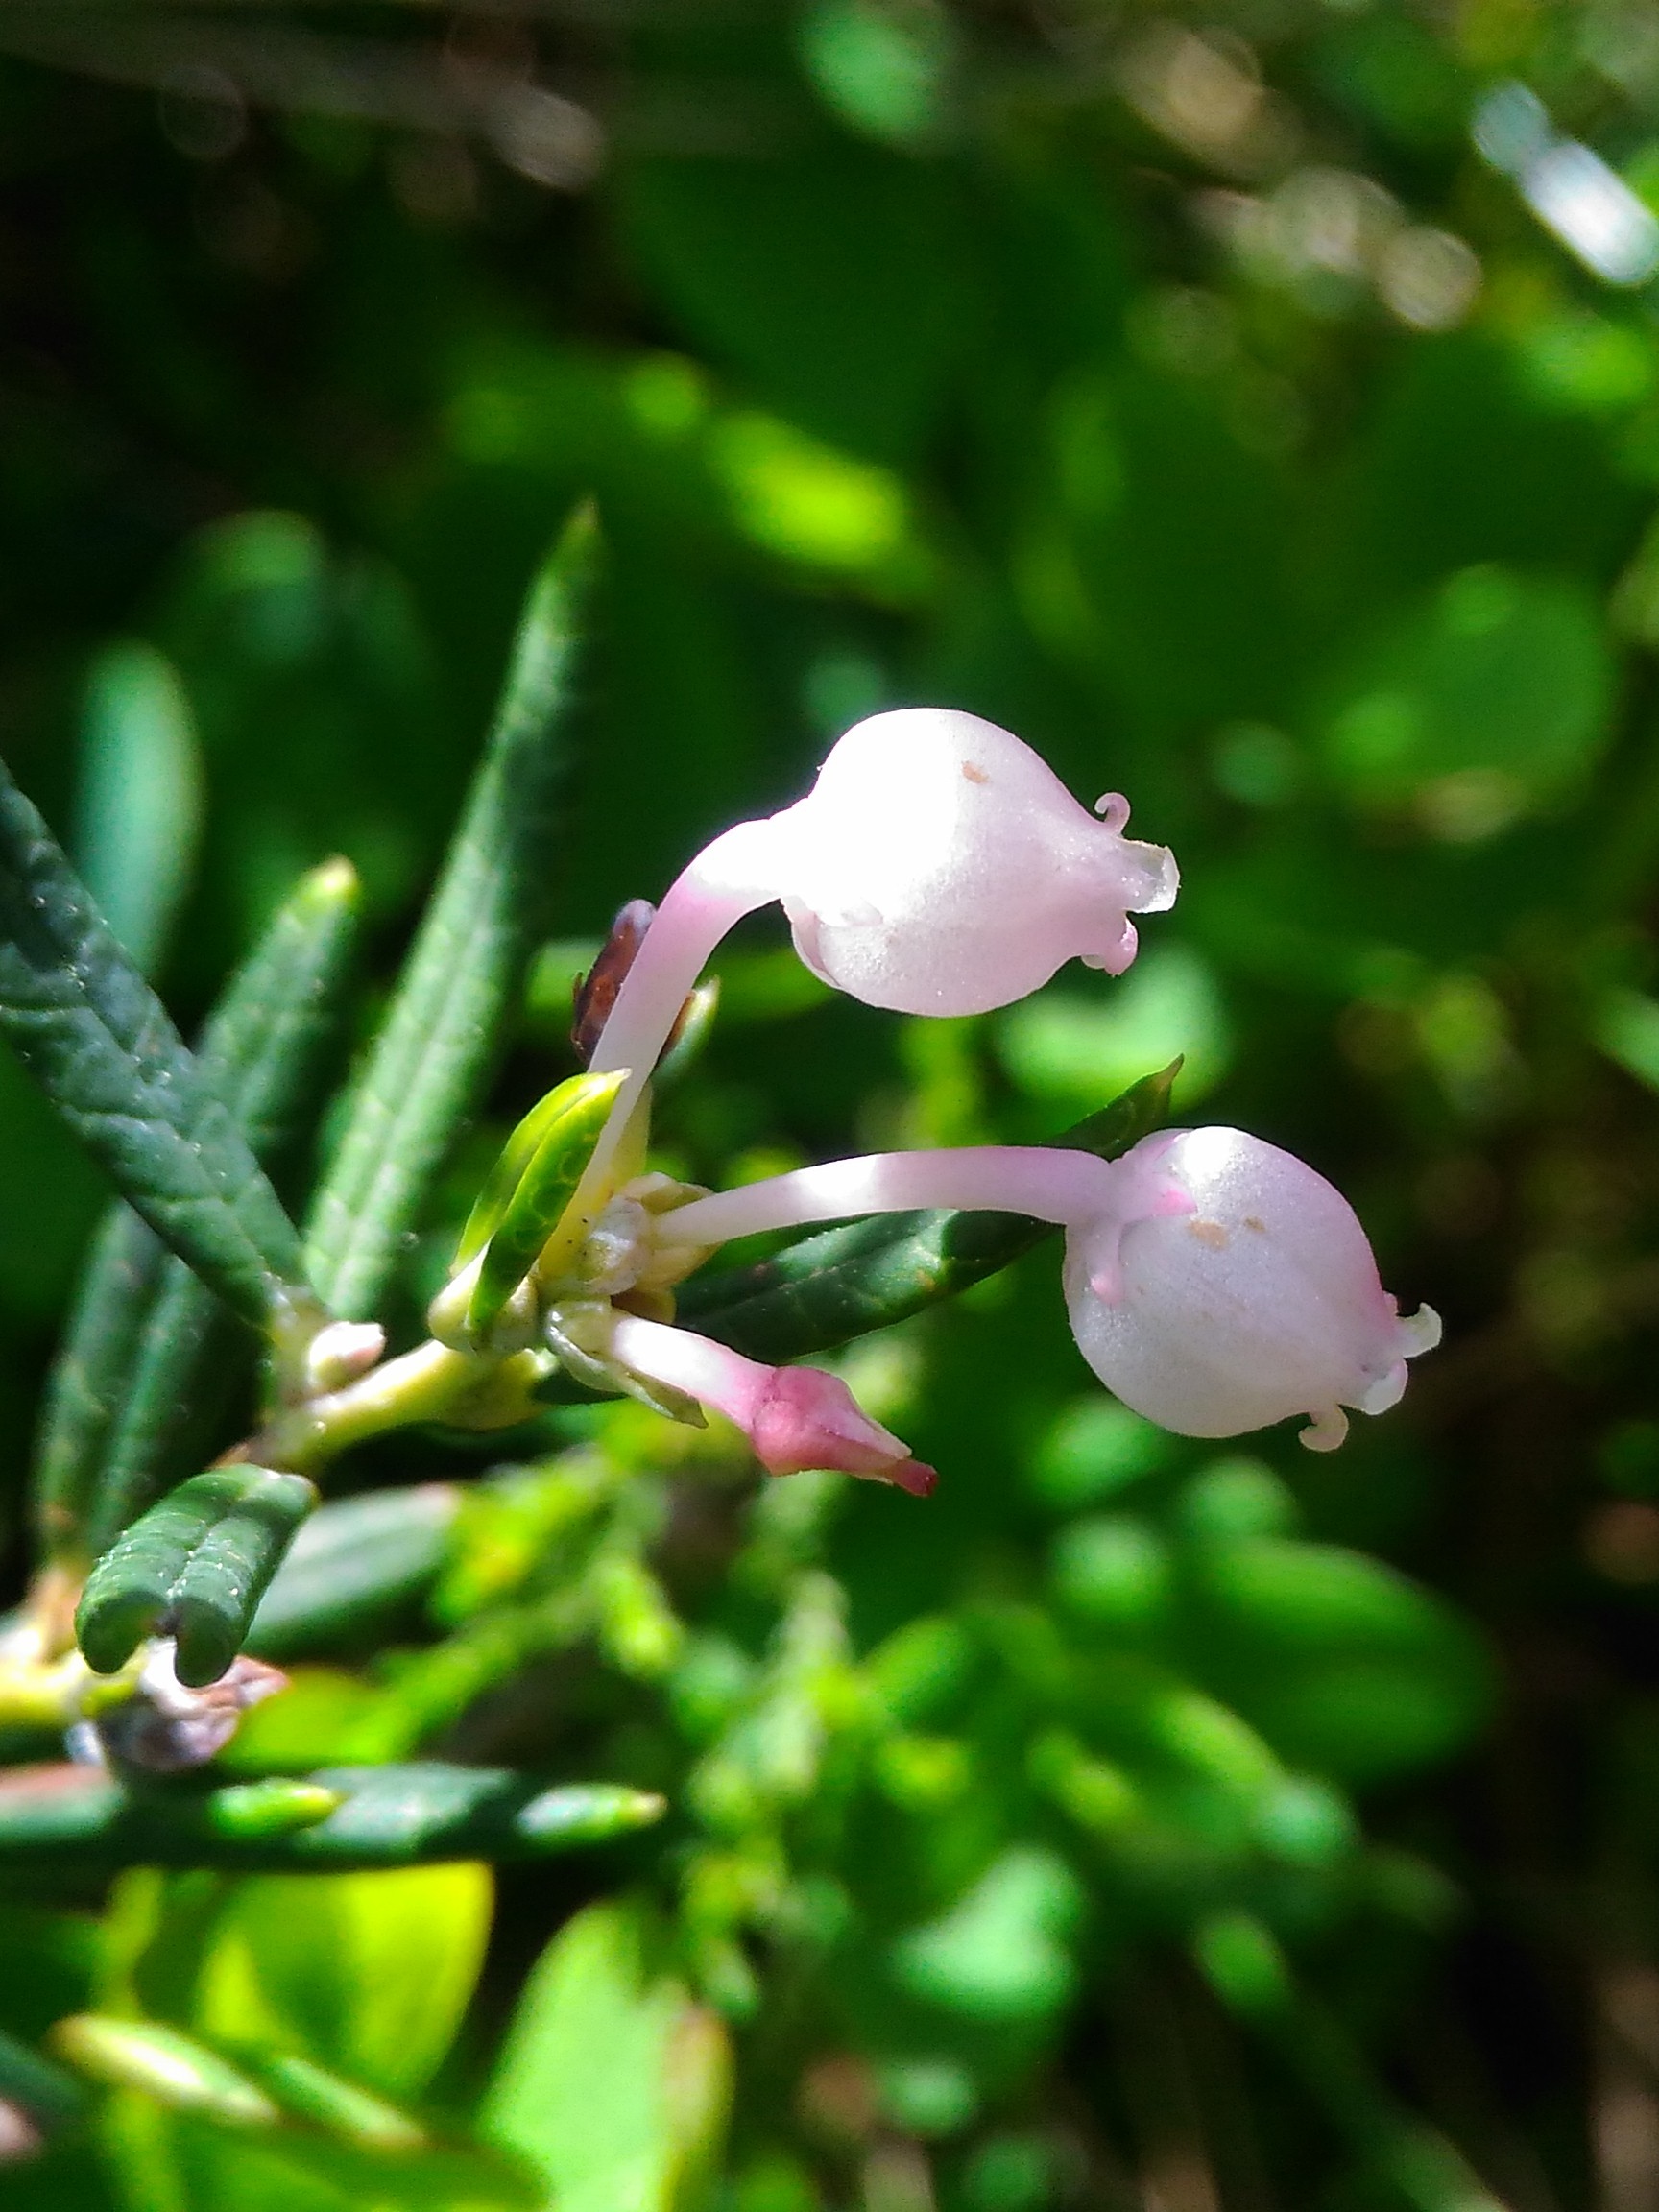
(246, 1482, 461, 1661)
(76, 1465, 319, 1685)
(677, 1062, 1179, 1363)
(0, 762, 306, 1328)
(31, 1204, 170, 1564)
(305, 503, 600, 1320)
(0, 1760, 664, 1869)
(32, 858, 361, 1564)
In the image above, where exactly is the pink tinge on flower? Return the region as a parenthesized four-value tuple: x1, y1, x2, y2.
(609, 1313, 936, 1495)
(769, 709, 1178, 1017)
(1061, 1127, 1440, 1452)
(584, 709, 1177, 1165)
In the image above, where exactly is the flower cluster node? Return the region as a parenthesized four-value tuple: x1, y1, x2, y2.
(423, 709, 1435, 1486)
(541, 1173, 713, 1303)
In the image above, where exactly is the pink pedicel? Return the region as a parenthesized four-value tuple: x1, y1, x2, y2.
(1061, 1127, 1441, 1453)
(609, 1314, 936, 1495)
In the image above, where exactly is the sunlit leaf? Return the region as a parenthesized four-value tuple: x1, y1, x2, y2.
(304, 501, 599, 1320)
(0, 763, 308, 1329)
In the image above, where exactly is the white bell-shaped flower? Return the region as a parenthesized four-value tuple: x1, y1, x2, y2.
(579, 709, 1175, 1206)
(1061, 1127, 1440, 1452)
(768, 709, 1178, 1016)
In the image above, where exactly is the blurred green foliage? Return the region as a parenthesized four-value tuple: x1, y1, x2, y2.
(5, 1, 1659, 2207)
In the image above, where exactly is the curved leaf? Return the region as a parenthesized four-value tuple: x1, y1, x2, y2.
(77, 1466, 319, 1687)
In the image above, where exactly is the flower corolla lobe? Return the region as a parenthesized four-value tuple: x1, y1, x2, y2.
(770, 709, 1177, 1016)
(1063, 1127, 1439, 1452)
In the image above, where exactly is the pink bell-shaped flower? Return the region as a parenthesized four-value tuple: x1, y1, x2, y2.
(584, 711, 1176, 1174)
(608, 1313, 936, 1495)
(1061, 1128, 1440, 1452)
(767, 709, 1178, 1016)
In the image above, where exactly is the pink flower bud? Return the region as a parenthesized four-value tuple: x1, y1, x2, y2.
(1061, 1128, 1440, 1452)
(769, 709, 1178, 1016)
(608, 1314, 935, 1494)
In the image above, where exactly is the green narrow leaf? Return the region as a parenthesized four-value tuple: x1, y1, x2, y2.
(0, 2022, 86, 2133)
(84, 858, 361, 1554)
(246, 1483, 461, 1661)
(0, 1762, 664, 1870)
(32, 858, 361, 1565)
(467, 1068, 628, 1332)
(77, 1466, 319, 1687)
(51, 2014, 280, 2127)
(72, 640, 204, 980)
(305, 502, 600, 1320)
(52, 2016, 539, 2205)
(677, 1061, 1180, 1363)
(31, 1205, 169, 1564)
(0, 760, 307, 1328)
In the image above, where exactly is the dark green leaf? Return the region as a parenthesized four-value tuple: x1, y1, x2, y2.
(76, 1466, 319, 1687)
(677, 1062, 1179, 1362)
(30, 1205, 168, 1565)
(0, 760, 307, 1327)
(83, 858, 361, 1554)
(0, 2022, 85, 2132)
(247, 1483, 461, 1661)
(304, 503, 599, 1320)
(32, 859, 361, 1564)
(0, 1762, 664, 1870)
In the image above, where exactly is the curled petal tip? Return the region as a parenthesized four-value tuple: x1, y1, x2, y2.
(1398, 1303, 1443, 1356)
(1299, 1406, 1351, 1453)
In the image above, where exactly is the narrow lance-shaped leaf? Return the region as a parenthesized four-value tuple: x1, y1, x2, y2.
(77, 1466, 319, 1688)
(31, 1205, 168, 1565)
(0, 1759, 664, 1870)
(51, 2017, 539, 2206)
(0, 2022, 85, 2137)
(33, 857, 361, 1566)
(247, 1483, 461, 1661)
(678, 1062, 1180, 1363)
(84, 859, 360, 1554)
(72, 639, 204, 980)
(305, 501, 600, 1320)
(0, 760, 307, 1326)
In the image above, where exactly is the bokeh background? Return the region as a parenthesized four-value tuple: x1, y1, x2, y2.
(8, 2, 1659, 2207)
